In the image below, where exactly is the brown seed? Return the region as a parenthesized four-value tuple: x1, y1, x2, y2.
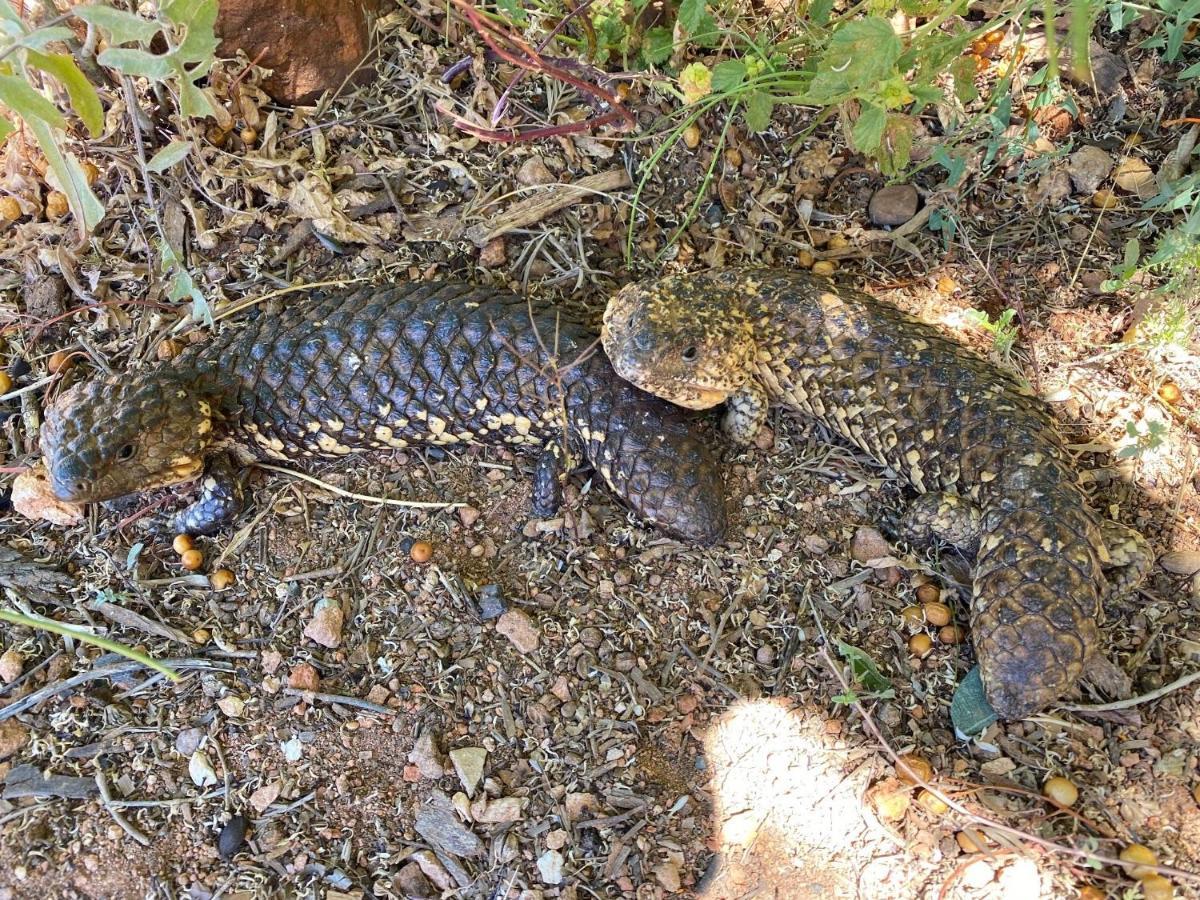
(46, 191, 69, 220)
(1141, 876, 1174, 900)
(724, 147, 742, 168)
(797, 250, 814, 268)
(936, 276, 958, 295)
(915, 582, 941, 604)
(181, 548, 204, 571)
(922, 601, 953, 627)
(895, 754, 932, 784)
(173, 534, 195, 555)
(909, 633, 934, 658)
(410, 540, 433, 563)
(1159, 382, 1181, 403)
(157, 338, 183, 361)
(682, 124, 701, 149)
(938, 625, 966, 644)
(240, 127, 258, 145)
(1043, 775, 1079, 807)
(210, 569, 236, 590)
(81, 161, 101, 186)
(900, 605, 925, 630)
(916, 789, 947, 815)
(0, 195, 21, 223)
(1119, 843, 1158, 879)
(1091, 189, 1119, 209)
(812, 260, 837, 276)
(47, 350, 72, 374)
(0, 371, 11, 395)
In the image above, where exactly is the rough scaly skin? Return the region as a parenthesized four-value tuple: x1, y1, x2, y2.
(41, 281, 728, 544)
(602, 267, 1149, 719)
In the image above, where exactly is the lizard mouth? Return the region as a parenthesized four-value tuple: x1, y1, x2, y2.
(50, 456, 204, 504)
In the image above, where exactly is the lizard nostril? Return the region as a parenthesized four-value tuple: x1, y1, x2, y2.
(74, 480, 87, 495)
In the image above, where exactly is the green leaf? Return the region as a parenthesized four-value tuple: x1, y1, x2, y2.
(26, 50, 104, 137)
(803, 17, 902, 105)
(643, 26, 673, 65)
(176, 73, 215, 119)
(27, 117, 105, 234)
(126, 542, 145, 571)
(97, 47, 173, 80)
(495, 0, 528, 24)
(851, 102, 886, 154)
(0, 73, 66, 128)
(0, 2, 21, 23)
(711, 60, 746, 93)
(678, 0, 708, 34)
(837, 641, 892, 694)
(146, 139, 193, 172)
(0, 114, 13, 143)
(74, 4, 162, 44)
(165, 0, 219, 61)
(950, 666, 997, 737)
(18, 26, 77, 49)
(949, 56, 979, 104)
(744, 90, 773, 132)
(808, 0, 834, 26)
(879, 113, 915, 175)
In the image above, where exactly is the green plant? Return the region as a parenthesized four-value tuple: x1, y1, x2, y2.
(1116, 419, 1168, 458)
(965, 308, 1020, 361)
(0, 0, 219, 234)
(831, 640, 896, 705)
(0, 607, 180, 680)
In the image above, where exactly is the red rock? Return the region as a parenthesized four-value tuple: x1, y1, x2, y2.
(287, 662, 320, 692)
(215, 0, 382, 105)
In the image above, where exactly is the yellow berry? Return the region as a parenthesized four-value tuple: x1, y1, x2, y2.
(1140, 875, 1174, 900)
(81, 161, 101, 186)
(0, 371, 11, 395)
(240, 127, 258, 145)
(410, 540, 433, 563)
(181, 548, 204, 571)
(1075, 887, 1104, 900)
(916, 582, 941, 604)
(157, 338, 183, 361)
(1043, 776, 1079, 808)
(923, 601, 953, 627)
(46, 191, 69, 220)
(1092, 189, 1119, 209)
(938, 624, 966, 644)
(173, 534, 195, 554)
(47, 350, 72, 374)
(909, 633, 934, 658)
(0, 196, 20, 223)
(900, 605, 925, 630)
(682, 124, 701, 149)
(210, 569, 235, 590)
(812, 260, 837, 276)
(1158, 382, 1181, 404)
(916, 789, 947, 815)
(1119, 843, 1158, 879)
(895, 754, 932, 784)
(797, 250, 814, 268)
(956, 830, 987, 852)
(724, 147, 742, 168)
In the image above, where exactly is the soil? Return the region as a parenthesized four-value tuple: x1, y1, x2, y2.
(1, 3, 1199, 900)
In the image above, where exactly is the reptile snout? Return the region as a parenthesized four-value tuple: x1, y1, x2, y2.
(47, 458, 92, 503)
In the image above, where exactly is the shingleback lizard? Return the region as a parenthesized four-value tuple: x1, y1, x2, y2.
(40, 280, 728, 544)
(601, 267, 1151, 719)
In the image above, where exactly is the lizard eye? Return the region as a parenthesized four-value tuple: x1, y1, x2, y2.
(681, 346, 698, 362)
(117, 443, 136, 461)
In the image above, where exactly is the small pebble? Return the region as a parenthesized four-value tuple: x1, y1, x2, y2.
(477, 584, 506, 620)
(303, 599, 343, 649)
(496, 608, 539, 653)
(516, 156, 554, 186)
(851, 526, 890, 564)
(457, 506, 480, 527)
(0, 649, 24, 684)
(868, 184, 919, 226)
(1067, 145, 1113, 194)
(409, 731, 447, 779)
(217, 814, 249, 859)
(449, 746, 487, 797)
(287, 663, 320, 692)
(0, 720, 29, 761)
(537, 849, 564, 885)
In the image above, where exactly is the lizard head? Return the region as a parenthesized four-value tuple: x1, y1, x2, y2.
(41, 373, 217, 504)
(602, 271, 758, 410)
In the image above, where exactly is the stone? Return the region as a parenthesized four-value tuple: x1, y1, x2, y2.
(249, 781, 281, 813)
(516, 156, 555, 186)
(537, 850, 564, 885)
(1030, 169, 1072, 207)
(449, 746, 487, 797)
(496, 609, 539, 654)
(215, 0, 381, 105)
(477, 797, 525, 823)
(457, 506, 480, 527)
(175, 727, 204, 756)
(654, 860, 682, 892)
(408, 731, 446, 779)
(395, 862, 435, 898)
(410, 850, 454, 891)
(0, 649, 24, 684)
(565, 792, 599, 821)
(850, 526, 890, 564)
(413, 792, 483, 858)
(303, 599, 343, 648)
(1067, 145, 1113, 195)
(867, 184, 918, 226)
(0, 721, 28, 761)
(477, 585, 506, 621)
(287, 663, 320, 692)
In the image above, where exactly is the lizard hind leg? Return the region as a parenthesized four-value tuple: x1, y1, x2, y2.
(721, 382, 770, 445)
(896, 491, 983, 556)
